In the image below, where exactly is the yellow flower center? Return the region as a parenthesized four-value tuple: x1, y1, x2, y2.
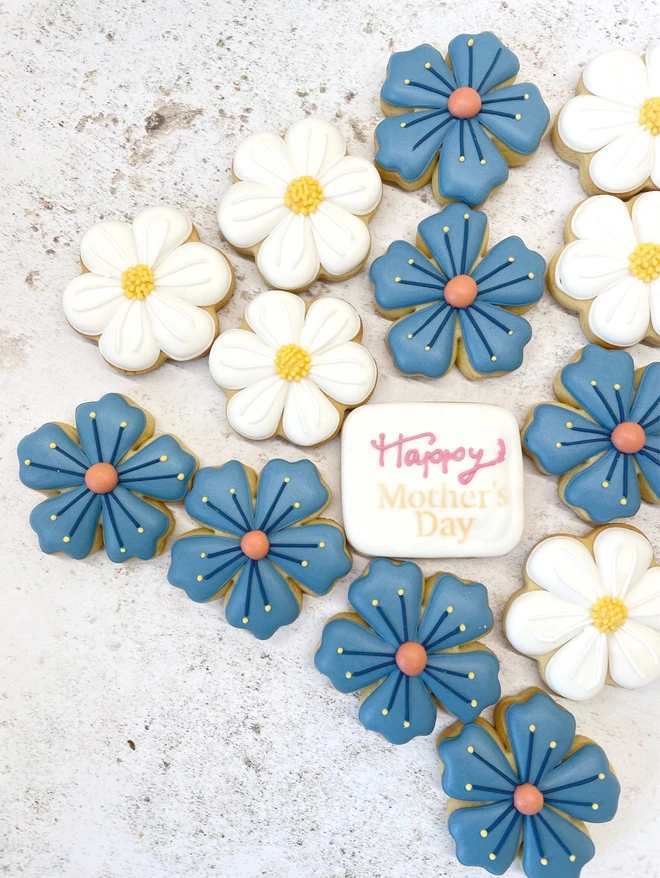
(591, 596, 628, 634)
(284, 175, 324, 215)
(274, 343, 311, 381)
(639, 96, 660, 136)
(122, 264, 155, 299)
(629, 241, 660, 282)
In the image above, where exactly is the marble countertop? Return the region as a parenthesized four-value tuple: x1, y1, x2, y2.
(1, 0, 658, 875)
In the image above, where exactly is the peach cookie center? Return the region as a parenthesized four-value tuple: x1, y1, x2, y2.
(444, 274, 478, 308)
(241, 529, 270, 560)
(275, 343, 311, 381)
(447, 86, 482, 119)
(513, 783, 544, 816)
(611, 421, 646, 454)
(84, 462, 118, 494)
(284, 175, 324, 214)
(122, 263, 155, 299)
(639, 96, 660, 136)
(591, 596, 628, 634)
(395, 641, 427, 676)
(628, 241, 660, 282)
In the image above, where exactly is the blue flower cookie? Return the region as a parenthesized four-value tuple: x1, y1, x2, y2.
(438, 688, 621, 878)
(370, 202, 545, 379)
(523, 345, 659, 523)
(375, 34, 550, 206)
(168, 459, 352, 640)
(17, 393, 198, 562)
(315, 558, 500, 745)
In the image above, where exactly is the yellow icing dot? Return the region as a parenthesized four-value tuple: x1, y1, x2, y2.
(549, 741, 557, 749)
(372, 599, 379, 606)
(197, 575, 203, 582)
(540, 858, 548, 866)
(284, 477, 290, 483)
(137, 527, 144, 534)
(120, 421, 127, 428)
(274, 343, 311, 381)
(470, 699, 478, 707)
(397, 588, 404, 595)
(591, 596, 627, 633)
(319, 542, 325, 548)
(629, 241, 660, 282)
(566, 422, 573, 429)
(459, 155, 465, 162)
(242, 616, 249, 624)
(301, 560, 308, 567)
(122, 264, 155, 300)
(177, 473, 185, 480)
(24, 459, 31, 465)
(460, 624, 467, 632)
(489, 854, 496, 861)
(592, 803, 599, 810)
(639, 96, 660, 136)
(620, 498, 628, 506)
(515, 114, 522, 120)
(50, 514, 57, 521)
(49, 442, 56, 449)
(463, 213, 470, 220)
(480, 829, 488, 838)
(265, 605, 271, 612)
(465, 783, 473, 791)
(294, 502, 300, 509)
(202, 496, 208, 503)
(569, 855, 576, 862)
(480, 159, 486, 165)
(508, 257, 515, 262)
(284, 175, 324, 214)
(89, 412, 96, 419)
(491, 355, 497, 361)
(63, 536, 70, 543)
(602, 481, 609, 488)
(467, 38, 474, 46)
(598, 773, 605, 780)
(467, 746, 474, 753)
(443, 226, 450, 233)
(395, 276, 402, 282)
(381, 708, 388, 715)
(200, 552, 206, 558)
(400, 122, 406, 128)
(468, 672, 475, 680)
(160, 455, 168, 462)
(528, 272, 535, 279)
(345, 671, 352, 679)
(403, 720, 410, 728)
(120, 547, 126, 554)
(529, 725, 536, 732)
(337, 647, 343, 654)
(447, 606, 454, 613)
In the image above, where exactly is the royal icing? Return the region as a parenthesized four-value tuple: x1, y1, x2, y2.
(553, 192, 660, 347)
(375, 34, 550, 206)
(63, 206, 234, 372)
(341, 403, 524, 558)
(557, 46, 660, 195)
(506, 526, 660, 701)
(314, 558, 500, 744)
(438, 689, 621, 878)
(523, 345, 660, 523)
(17, 393, 197, 562)
(168, 459, 352, 640)
(370, 202, 545, 378)
(208, 290, 377, 446)
(217, 118, 382, 291)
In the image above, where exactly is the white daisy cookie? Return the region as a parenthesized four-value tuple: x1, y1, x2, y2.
(217, 118, 383, 292)
(208, 289, 378, 447)
(63, 206, 234, 374)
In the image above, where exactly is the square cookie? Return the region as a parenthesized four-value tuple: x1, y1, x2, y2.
(341, 403, 524, 558)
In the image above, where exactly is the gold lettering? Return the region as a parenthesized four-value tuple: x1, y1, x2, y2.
(409, 490, 425, 509)
(378, 483, 406, 509)
(416, 511, 437, 536)
(461, 490, 476, 508)
(496, 487, 509, 507)
(457, 517, 475, 543)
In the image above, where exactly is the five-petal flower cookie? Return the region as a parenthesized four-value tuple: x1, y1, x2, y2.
(554, 46, 660, 197)
(370, 202, 545, 379)
(522, 345, 659, 522)
(217, 118, 382, 291)
(505, 525, 660, 701)
(375, 34, 550, 207)
(63, 206, 234, 373)
(315, 558, 500, 745)
(17, 393, 197, 562)
(208, 289, 378, 446)
(168, 459, 352, 640)
(438, 688, 621, 878)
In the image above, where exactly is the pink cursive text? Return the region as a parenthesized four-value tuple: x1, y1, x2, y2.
(370, 432, 507, 482)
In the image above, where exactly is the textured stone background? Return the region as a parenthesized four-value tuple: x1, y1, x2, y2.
(1, 0, 658, 876)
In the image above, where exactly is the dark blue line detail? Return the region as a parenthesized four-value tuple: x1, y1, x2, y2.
(387, 670, 404, 712)
(352, 660, 396, 678)
(470, 304, 511, 333)
(590, 385, 618, 429)
(376, 605, 402, 645)
(202, 499, 246, 535)
(102, 494, 122, 547)
(68, 493, 98, 539)
(52, 445, 88, 469)
(119, 457, 163, 476)
(463, 307, 494, 359)
(26, 462, 86, 478)
(422, 610, 448, 648)
(412, 115, 454, 151)
(258, 480, 288, 531)
(422, 668, 471, 703)
(206, 545, 243, 560)
(426, 625, 462, 652)
(56, 487, 91, 516)
(109, 425, 125, 467)
(476, 48, 502, 93)
(107, 490, 140, 528)
(536, 810, 572, 856)
(477, 274, 532, 295)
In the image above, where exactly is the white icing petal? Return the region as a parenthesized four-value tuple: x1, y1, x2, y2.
(80, 220, 138, 278)
(310, 341, 376, 406)
(98, 298, 161, 372)
(646, 44, 660, 94)
(232, 131, 296, 186)
(281, 378, 341, 446)
(558, 95, 640, 152)
(320, 155, 382, 216)
(209, 328, 277, 390)
(590, 128, 654, 194)
(62, 273, 125, 335)
(651, 280, 660, 334)
(588, 276, 650, 346)
(593, 526, 655, 599)
(217, 181, 288, 249)
(555, 240, 630, 299)
(631, 192, 660, 245)
(309, 202, 371, 278)
(153, 241, 232, 307)
(244, 289, 306, 349)
(608, 619, 660, 689)
(145, 291, 216, 361)
(226, 376, 289, 440)
(583, 49, 650, 107)
(653, 135, 660, 188)
(505, 590, 592, 655)
(284, 118, 346, 180)
(256, 213, 320, 290)
(131, 206, 192, 270)
(299, 297, 362, 354)
(544, 625, 609, 701)
(570, 194, 638, 250)
(625, 566, 660, 631)
(525, 536, 603, 608)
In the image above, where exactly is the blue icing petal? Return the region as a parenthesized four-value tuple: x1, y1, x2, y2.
(255, 458, 329, 532)
(636, 437, 660, 499)
(505, 692, 576, 786)
(267, 522, 350, 596)
(370, 240, 447, 312)
(564, 448, 641, 522)
(436, 118, 509, 205)
(315, 617, 396, 693)
(359, 672, 437, 744)
(540, 743, 620, 824)
(348, 559, 424, 647)
(386, 304, 457, 378)
(477, 83, 549, 155)
(29, 487, 102, 560)
(439, 722, 519, 801)
(422, 649, 500, 721)
(375, 112, 456, 183)
(75, 394, 147, 465)
(560, 346, 635, 429)
(224, 558, 300, 639)
(116, 434, 196, 500)
(630, 361, 660, 427)
(448, 802, 521, 875)
(471, 237, 545, 306)
(418, 205, 488, 278)
(381, 43, 456, 109)
(521, 808, 594, 878)
(418, 574, 494, 649)
(18, 423, 89, 492)
(185, 462, 254, 536)
(523, 404, 611, 475)
(459, 304, 532, 375)
(448, 33, 519, 93)
(101, 486, 170, 562)
(168, 534, 245, 602)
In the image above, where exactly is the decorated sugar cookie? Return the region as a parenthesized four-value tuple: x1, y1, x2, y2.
(505, 525, 660, 701)
(168, 459, 352, 640)
(550, 192, 660, 348)
(63, 207, 234, 374)
(370, 202, 545, 379)
(438, 688, 620, 878)
(375, 34, 550, 207)
(315, 558, 500, 745)
(208, 290, 377, 446)
(17, 393, 197, 562)
(553, 46, 660, 197)
(522, 345, 659, 523)
(217, 118, 382, 291)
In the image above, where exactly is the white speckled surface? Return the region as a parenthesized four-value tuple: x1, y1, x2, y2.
(1, 1, 658, 876)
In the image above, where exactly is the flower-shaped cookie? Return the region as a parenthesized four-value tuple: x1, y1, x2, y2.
(63, 207, 234, 373)
(209, 290, 377, 446)
(370, 202, 545, 379)
(523, 345, 659, 522)
(315, 559, 500, 745)
(554, 46, 660, 197)
(438, 689, 620, 878)
(505, 525, 660, 701)
(550, 192, 660, 348)
(17, 393, 197, 562)
(168, 459, 352, 640)
(375, 34, 550, 207)
(217, 118, 382, 291)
